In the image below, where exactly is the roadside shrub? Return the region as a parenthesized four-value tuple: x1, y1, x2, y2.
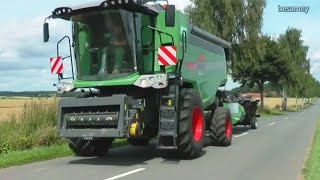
(0, 99, 63, 154)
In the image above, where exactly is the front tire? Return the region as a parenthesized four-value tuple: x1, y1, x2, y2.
(174, 89, 206, 159)
(68, 138, 113, 157)
(209, 107, 232, 146)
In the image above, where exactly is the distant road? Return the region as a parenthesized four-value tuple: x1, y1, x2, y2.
(1, 101, 318, 180)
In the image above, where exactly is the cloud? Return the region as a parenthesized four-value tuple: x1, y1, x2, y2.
(0, 16, 72, 90)
(0, 69, 57, 91)
(297, 19, 320, 80)
(0, 16, 70, 59)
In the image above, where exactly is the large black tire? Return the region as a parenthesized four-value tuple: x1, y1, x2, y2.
(250, 116, 258, 129)
(170, 89, 206, 159)
(127, 137, 150, 146)
(68, 138, 113, 157)
(209, 107, 232, 146)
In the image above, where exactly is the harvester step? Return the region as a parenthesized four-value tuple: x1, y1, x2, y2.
(161, 95, 175, 99)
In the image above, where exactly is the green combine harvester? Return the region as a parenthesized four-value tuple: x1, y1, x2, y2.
(43, 0, 259, 159)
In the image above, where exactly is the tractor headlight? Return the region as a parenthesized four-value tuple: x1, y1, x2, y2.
(56, 82, 74, 94)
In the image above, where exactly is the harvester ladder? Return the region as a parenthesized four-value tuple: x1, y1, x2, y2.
(56, 36, 74, 81)
(158, 74, 180, 149)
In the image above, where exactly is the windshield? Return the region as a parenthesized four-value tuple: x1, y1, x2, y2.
(72, 10, 136, 81)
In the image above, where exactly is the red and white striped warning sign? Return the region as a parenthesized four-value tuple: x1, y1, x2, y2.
(50, 56, 63, 74)
(158, 46, 177, 66)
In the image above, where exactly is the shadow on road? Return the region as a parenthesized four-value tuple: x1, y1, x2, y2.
(68, 143, 209, 166)
(68, 144, 160, 166)
(68, 127, 250, 167)
(233, 126, 252, 135)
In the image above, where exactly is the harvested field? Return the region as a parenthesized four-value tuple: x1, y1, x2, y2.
(264, 97, 314, 110)
(0, 98, 55, 121)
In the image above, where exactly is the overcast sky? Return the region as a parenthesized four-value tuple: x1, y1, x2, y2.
(0, 0, 319, 91)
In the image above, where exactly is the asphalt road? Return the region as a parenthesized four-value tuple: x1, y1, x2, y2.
(1, 101, 319, 180)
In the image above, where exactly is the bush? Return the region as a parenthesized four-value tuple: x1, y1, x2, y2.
(0, 99, 64, 154)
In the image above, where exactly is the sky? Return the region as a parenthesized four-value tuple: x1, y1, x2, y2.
(0, 0, 319, 91)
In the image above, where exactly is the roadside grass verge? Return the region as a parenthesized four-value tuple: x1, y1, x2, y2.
(258, 98, 317, 117)
(258, 106, 285, 117)
(0, 139, 127, 169)
(303, 120, 320, 180)
(0, 99, 62, 154)
(0, 99, 128, 168)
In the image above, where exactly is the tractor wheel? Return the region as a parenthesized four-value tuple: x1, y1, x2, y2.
(127, 137, 150, 146)
(68, 138, 113, 157)
(170, 89, 206, 159)
(209, 107, 232, 146)
(250, 116, 258, 129)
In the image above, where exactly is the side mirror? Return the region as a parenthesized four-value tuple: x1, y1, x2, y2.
(165, 5, 175, 27)
(43, 23, 49, 42)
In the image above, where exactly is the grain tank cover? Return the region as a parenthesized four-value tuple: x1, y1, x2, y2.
(191, 25, 231, 59)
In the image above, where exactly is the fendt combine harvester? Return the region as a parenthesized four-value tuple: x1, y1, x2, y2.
(44, 0, 259, 159)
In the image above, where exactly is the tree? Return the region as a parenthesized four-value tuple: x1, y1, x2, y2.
(186, 0, 266, 67)
(277, 28, 310, 110)
(237, 35, 289, 109)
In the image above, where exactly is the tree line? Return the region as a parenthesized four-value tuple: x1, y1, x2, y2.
(186, 0, 320, 109)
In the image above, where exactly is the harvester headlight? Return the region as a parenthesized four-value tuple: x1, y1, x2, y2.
(140, 79, 148, 88)
(118, 0, 122, 4)
(134, 74, 168, 89)
(56, 82, 74, 94)
(125, 0, 129, 3)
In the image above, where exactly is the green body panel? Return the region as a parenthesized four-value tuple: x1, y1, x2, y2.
(73, 73, 140, 88)
(70, 7, 227, 109)
(154, 11, 227, 109)
(223, 102, 246, 125)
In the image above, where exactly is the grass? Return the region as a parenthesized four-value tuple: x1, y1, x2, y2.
(303, 120, 320, 180)
(0, 99, 129, 168)
(0, 139, 127, 169)
(258, 106, 285, 117)
(0, 99, 61, 154)
(0, 144, 72, 168)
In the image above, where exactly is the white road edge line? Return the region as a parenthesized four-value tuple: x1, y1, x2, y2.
(105, 168, 146, 180)
(285, 117, 289, 120)
(234, 132, 248, 138)
(268, 122, 276, 126)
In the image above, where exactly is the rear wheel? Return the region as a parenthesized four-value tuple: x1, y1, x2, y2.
(69, 138, 113, 157)
(209, 107, 232, 146)
(171, 89, 206, 159)
(250, 116, 258, 129)
(127, 137, 150, 146)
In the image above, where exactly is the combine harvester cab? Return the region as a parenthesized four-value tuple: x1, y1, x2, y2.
(43, 0, 257, 159)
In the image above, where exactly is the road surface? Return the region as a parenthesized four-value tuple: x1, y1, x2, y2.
(1, 101, 319, 180)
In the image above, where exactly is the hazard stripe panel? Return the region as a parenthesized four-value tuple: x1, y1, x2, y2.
(158, 46, 177, 66)
(50, 56, 63, 74)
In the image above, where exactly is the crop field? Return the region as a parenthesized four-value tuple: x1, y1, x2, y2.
(263, 97, 313, 110)
(0, 97, 314, 122)
(0, 97, 55, 121)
